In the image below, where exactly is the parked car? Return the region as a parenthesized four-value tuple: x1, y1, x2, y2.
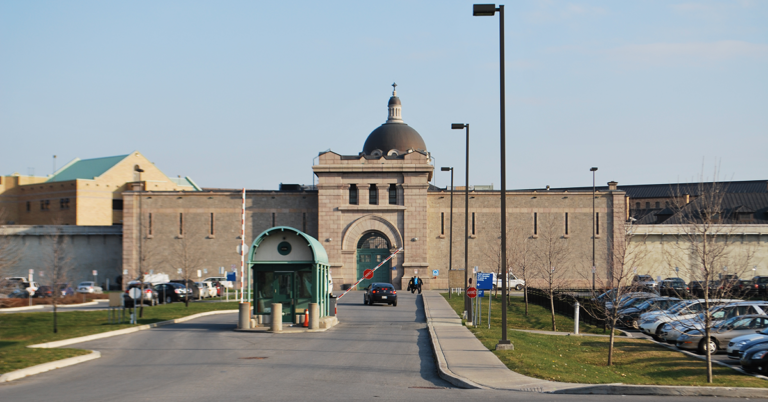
(736, 279, 756, 298)
(639, 299, 737, 341)
(659, 278, 688, 297)
(605, 292, 657, 311)
(675, 314, 768, 354)
(153, 282, 189, 304)
(7, 289, 30, 298)
(619, 297, 681, 329)
(363, 283, 397, 306)
(739, 341, 768, 375)
(124, 282, 158, 306)
(689, 281, 706, 298)
(631, 275, 657, 291)
(76, 281, 103, 294)
(752, 276, 768, 296)
(660, 301, 768, 344)
(491, 272, 525, 291)
(726, 327, 768, 359)
(204, 276, 232, 289)
(194, 282, 216, 298)
(171, 280, 202, 299)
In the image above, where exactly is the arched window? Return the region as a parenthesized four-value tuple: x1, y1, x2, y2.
(357, 232, 390, 249)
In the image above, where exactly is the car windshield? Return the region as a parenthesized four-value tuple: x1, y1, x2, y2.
(635, 301, 653, 310)
(667, 301, 693, 314)
(716, 315, 746, 329)
(758, 278, 768, 284)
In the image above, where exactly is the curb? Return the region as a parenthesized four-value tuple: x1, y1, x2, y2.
(0, 305, 44, 312)
(422, 294, 485, 390)
(0, 351, 101, 383)
(29, 309, 238, 349)
(552, 384, 768, 398)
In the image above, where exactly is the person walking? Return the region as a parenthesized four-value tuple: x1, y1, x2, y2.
(408, 276, 415, 293)
(415, 276, 422, 294)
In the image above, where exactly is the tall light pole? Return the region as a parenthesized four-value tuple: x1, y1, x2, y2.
(473, 3, 511, 350)
(591, 167, 598, 291)
(441, 167, 454, 299)
(451, 123, 470, 322)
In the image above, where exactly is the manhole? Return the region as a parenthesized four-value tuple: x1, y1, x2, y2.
(239, 357, 268, 360)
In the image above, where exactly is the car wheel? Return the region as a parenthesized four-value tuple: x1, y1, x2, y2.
(363, 297, 368, 305)
(698, 338, 717, 355)
(166, 296, 172, 304)
(515, 284, 523, 291)
(393, 300, 397, 307)
(630, 319, 639, 329)
(653, 326, 663, 342)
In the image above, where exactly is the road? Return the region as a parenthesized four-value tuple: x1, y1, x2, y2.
(0, 293, 749, 401)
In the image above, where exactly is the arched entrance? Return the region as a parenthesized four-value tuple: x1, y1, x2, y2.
(356, 231, 391, 289)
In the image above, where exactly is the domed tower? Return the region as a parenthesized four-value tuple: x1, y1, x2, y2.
(362, 83, 427, 157)
(313, 84, 434, 292)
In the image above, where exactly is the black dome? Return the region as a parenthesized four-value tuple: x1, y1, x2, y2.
(362, 123, 427, 155)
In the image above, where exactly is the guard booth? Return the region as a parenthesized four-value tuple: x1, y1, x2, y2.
(249, 226, 331, 324)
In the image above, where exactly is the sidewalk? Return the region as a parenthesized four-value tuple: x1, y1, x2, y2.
(421, 291, 768, 398)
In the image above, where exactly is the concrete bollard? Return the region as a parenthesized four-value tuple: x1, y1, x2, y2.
(271, 303, 282, 332)
(238, 302, 251, 330)
(308, 303, 319, 330)
(573, 301, 580, 335)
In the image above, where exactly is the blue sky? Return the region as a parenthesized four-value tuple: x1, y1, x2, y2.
(1, 0, 766, 190)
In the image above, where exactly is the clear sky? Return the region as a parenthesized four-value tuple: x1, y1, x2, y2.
(1, 1, 766, 190)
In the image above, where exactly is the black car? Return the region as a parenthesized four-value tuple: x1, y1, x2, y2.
(124, 282, 158, 307)
(363, 283, 397, 306)
(7, 289, 30, 298)
(740, 342, 768, 375)
(619, 297, 681, 328)
(154, 282, 190, 304)
(753, 276, 768, 297)
(659, 278, 688, 297)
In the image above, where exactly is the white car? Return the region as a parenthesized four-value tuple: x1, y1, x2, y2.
(726, 328, 768, 359)
(195, 282, 216, 298)
(77, 281, 103, 294)
(639, 299, 740, 341)
(491, 272, 525, 291)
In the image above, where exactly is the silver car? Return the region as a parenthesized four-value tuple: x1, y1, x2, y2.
(76, 281, 103, 294)
(676, 315, 768, 354)
(660, 302, 768, 343)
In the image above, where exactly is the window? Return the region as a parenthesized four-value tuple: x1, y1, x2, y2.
(646, 202, 650, 209)
(596, 213, 600, 235)
(302, 212, 307, 232)
(210, 213, 215, 236)
(655, 202, 660, 208)
(534, 212, 538, 235)
(272, 212, 276, 227)
(665, 201, 669, 208)
(388, 184, 397, 205)
(26, 201, 30, 212)
(635, 202, 640, 209)
(59, 198, 70, 209)
(349, 184, 358, 205)
(40, 200, 50, 210)
(471, 212, 476, 235)
(565, 213, 569, 235)
(148, 213, 153, 235)
(179, 213, 184, 235)
(441, 212, 445, 235)
(369, 184, 378, 205)
(112, 199, 123, 210)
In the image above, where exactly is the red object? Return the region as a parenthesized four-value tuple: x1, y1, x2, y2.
(467, 287, 478, 298)
(303, 309, 309, 327)
(363, 269, 374, 280)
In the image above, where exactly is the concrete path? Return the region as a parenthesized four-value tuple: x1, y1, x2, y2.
(422, 291, 768, 398)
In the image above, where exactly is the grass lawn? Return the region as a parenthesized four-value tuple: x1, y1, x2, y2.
(0, 301, 239, 374)
(441, 293, 768, 387)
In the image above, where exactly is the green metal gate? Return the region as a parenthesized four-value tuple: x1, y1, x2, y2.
(356, 232, 391, 289)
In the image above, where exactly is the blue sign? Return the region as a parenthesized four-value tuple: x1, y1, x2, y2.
(226, 272, 236, 282)
(476, 273, 493, 290)
(478, 289, 485, 297)
(432, 269, 439, 276)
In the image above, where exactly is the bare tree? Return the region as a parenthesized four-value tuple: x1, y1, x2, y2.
(171, 215, 206, 307)
(582, 218, 650, 366)
(40, 223, 74, 333)
(509, 226, 533, 316)
(664, 171, 756, 383)
(531, 213, 571, 331)
(137, 221, 162, 316)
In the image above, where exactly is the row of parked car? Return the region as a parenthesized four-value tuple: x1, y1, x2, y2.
(631, 274, 768, 298)
(123, 279, 228, 306)
(1, 277, 104, 299)
(597, 288, 768, 375)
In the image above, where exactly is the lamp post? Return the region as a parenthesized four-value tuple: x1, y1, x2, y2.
(441, 167, 454, 299)
(451, 123, 471, 322)
(473, 3, 511, 350)
(591, 167, 598, 291)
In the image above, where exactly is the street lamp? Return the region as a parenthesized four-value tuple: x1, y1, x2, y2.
(591, 167, 598, 291)
(441, 167, 454, 299)
(473, 3, 512, 350)
(451, 123, 471, 322)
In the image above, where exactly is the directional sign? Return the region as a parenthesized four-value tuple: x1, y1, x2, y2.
(476, 272, 493, 290)
(467, 287, 478, 298)
(363, 269, 374, 280)
(226, 272, 236, 282)
(478, 289, 485, 297)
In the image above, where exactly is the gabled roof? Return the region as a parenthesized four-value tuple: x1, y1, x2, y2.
(47, 154, 129, 182)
